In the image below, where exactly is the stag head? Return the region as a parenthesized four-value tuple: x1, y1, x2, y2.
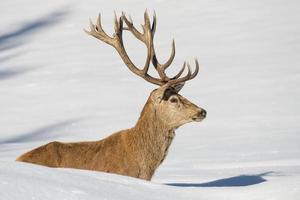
(148, 85, 206, 129)
(85, 11, 206, 129)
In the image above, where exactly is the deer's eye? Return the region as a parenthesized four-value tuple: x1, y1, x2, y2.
(169, 97, 178, 103)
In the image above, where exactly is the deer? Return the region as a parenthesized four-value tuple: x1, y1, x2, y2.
(16, 11, 207, 181)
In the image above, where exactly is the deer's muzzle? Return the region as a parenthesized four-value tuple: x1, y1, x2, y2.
(192, 109, 207, 122)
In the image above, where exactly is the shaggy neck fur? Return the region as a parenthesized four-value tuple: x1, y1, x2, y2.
(130, 97, 175, 177)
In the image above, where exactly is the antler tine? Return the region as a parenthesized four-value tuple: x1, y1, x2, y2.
(167, 59, 200, 86)
(150, 12, 175, 80)
(96, 14, 103, 32)
(178, 62, 192, 83)
(113, 12, 118, 33)
(129, 14, 133, 23)
(190, 59, 199, 79)
(152, 39, 175, 82)
(143, 10, 151, 30)
(172, 62, 186, 80)
(113, 12, 123, 36)
(89, 19, 95, 31)
(122, 13, 143, 42)
(159, 39, 176, 69)
(83, 19, 94, 35)
(151, 11, 157, 36)
(84, 15, 114, 46)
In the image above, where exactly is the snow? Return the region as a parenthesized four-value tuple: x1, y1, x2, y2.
(1, 0, 300, 199)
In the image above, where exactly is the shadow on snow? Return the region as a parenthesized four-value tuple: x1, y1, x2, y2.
(166, 172, 275, 187)
(0, 8, 69, 50)
(0, 119, 80, 145)
(0, 7, 70, 80)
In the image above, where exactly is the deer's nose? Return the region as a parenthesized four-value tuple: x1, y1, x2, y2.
(199, 109, 206, 118)
(192, 109, 207, 121)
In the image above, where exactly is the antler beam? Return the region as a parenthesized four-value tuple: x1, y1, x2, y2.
(84, 11, 199, 87)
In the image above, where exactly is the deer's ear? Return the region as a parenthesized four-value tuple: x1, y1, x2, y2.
(153, 83, 182, 102)
(162, 88, 175, 101)
(152, 85, 170, 102)
(173, 82, 185, 93)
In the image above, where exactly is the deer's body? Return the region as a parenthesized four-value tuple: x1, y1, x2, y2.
(17, 11, 206, 180)
(17, 96, 178, 180)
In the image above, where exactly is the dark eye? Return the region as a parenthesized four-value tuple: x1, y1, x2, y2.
(170, 97, 178, 103)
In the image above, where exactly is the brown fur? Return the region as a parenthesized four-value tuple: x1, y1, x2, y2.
(16, 86, 206, 180)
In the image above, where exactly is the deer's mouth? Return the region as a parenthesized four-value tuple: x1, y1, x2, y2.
(192, 117, 204, 122)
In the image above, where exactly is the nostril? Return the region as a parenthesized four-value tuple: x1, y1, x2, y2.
(200, 109, 206, 117)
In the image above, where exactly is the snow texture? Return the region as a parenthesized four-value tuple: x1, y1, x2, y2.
(0, 0, 299, 199)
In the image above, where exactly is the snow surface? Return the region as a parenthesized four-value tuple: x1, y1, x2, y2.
(1, 0, 300, 199)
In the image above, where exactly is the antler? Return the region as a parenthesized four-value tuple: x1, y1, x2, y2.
(84, 11, 199, 87)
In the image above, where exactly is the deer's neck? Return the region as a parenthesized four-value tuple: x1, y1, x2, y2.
(131, 100, 175, 173)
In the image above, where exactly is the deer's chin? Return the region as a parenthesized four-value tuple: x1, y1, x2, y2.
(192, 117, 205, 122)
